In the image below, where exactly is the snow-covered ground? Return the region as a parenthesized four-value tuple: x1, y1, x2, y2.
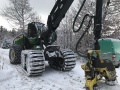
(0, 48, 120, 90)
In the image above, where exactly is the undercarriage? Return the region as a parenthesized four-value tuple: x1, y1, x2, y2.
(20, 46, 76, 76)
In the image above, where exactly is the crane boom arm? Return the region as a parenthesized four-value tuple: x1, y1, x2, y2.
(41, 0, 74, 45)
(47, 0, 74, 32)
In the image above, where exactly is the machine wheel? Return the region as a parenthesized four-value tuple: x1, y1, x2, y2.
(21, 52, 26, 69)
(25, 51, 45, 76)
(61, 49, 76, 71)
(9, 44, 22, 64)
(48, 49, 76, 71)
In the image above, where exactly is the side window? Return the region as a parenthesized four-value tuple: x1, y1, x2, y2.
(36, 25, 42, 35)
(35, 22, 47, 36)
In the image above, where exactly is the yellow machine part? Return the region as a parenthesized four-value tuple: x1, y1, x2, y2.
(85, 77, 97, 90)
(81, 50, 117, 90)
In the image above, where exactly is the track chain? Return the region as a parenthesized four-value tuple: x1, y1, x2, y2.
(21, 50, 45, 76)
(49, 49, 76, 71)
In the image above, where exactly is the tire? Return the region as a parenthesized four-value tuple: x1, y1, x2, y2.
(61, 49, 76, 71)
(48, 49, 76, 71)
(21, 52, 26, 69)
(25, 51, 45, 76)
(9, 44, 22, 64)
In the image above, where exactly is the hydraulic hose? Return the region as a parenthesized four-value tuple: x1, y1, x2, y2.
(73, 0, 87, 32)
(73, 0, 94, 57)
(75, 16, 94, 57)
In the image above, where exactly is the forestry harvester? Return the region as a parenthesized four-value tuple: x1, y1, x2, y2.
(9, 0, 76, 76)
(9, 0, 117, 90)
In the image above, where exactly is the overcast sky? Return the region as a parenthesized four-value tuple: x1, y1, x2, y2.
(0, 0, 78, 30)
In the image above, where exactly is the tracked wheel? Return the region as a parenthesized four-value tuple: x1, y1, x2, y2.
(25, 51, 45, 76)
(61, 49, 76, 71)
(48, 49, 76, 71)
(9, 44, 22, 64)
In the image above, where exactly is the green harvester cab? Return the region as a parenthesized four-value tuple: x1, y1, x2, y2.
(98, 38, 120, 68)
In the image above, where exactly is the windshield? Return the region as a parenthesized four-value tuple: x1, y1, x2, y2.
(34, 22, 47, 34)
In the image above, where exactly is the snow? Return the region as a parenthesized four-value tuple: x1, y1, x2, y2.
(0, 48, 120, 90)
(0, 69, 14, 82)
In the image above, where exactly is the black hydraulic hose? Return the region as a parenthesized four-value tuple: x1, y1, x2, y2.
(75, 16, 93, 57)
(73, 0, 87, 32)
(72, 0, 94, 57)
(73, 0, 111, 57)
